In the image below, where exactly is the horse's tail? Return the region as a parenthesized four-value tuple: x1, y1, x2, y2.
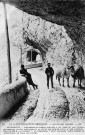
(56, 74, 57, 80)
(56, 72, 61, 80)
(79, 66, 84, 79)
(82, 69, 84, 79)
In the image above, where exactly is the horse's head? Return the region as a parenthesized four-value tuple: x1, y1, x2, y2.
(69, 66, 75, 75)
(66, 65, 72, 72)
(66, 66, 71, 70)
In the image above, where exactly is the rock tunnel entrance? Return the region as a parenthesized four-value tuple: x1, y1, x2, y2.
(2, 0, 85, 67)
(1, 1, 85, 68)
(26, 48, 42, 63)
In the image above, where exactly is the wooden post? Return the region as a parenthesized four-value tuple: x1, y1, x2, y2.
(20, 46, 22, 64)
(31, 47, 32, 64)
(3, 2, 12, 83)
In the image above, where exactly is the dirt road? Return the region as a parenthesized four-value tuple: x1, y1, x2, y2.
(4, 67, 85, 123)
(27, 68, 85, 122)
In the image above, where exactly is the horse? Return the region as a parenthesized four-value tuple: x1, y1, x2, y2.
(70, 65, 84, 87)
(56, 66, 71, 87)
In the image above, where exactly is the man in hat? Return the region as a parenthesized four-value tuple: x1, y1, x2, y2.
(45, 63, 54, 89)
(20, 65, 38, 90)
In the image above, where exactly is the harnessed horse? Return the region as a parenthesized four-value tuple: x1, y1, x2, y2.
(56, 66, 71, 87)
(70, 65, 84, 87)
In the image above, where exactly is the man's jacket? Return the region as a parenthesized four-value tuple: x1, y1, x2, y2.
(45, 67, 54, 77)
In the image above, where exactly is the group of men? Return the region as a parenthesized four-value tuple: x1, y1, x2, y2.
(20, 63, 54, 89)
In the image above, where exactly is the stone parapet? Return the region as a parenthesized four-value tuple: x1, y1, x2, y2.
(0, 78, 27, 119)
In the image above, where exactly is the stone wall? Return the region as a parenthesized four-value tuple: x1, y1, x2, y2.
(0, 78, 27, 119)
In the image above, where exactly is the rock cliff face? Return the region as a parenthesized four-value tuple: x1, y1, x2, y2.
(13, 11, 84, 66)
(22, 13, 73, 66)
(2, 0, 85, 66)
(4, 10, 84, 68)
(7, 10, 73, 66)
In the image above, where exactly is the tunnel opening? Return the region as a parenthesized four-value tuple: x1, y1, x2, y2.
(26, 48, 42, 63)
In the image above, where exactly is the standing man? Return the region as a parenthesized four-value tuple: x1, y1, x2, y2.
(45, 63, 54, 89)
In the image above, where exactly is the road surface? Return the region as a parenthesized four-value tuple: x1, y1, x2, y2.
(3, 67, 85, 123)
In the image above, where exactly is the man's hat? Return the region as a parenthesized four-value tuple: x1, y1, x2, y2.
(21, 64, 24, 68)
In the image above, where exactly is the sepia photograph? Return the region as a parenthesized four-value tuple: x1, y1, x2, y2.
(0, 0, 85, 134)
